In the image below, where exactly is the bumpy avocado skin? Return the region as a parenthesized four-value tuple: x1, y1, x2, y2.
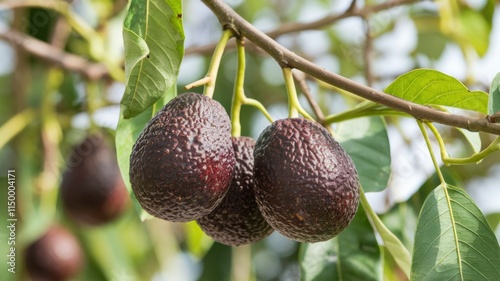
(25, 225, 83, 281)
(197, 137, 273, 246)
(253, 118, 360, 243)
(130, 92, 235, 222)
(61, 134, 129, 226)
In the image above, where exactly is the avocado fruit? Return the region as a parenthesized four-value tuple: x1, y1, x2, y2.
(61, 133, 129, 226)
(130, 92, 235, 222)
(25, 225, 83, 281)
(253, 118, 359, 243)
(197, 137, 273, 246)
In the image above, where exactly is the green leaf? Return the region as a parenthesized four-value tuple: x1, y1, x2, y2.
(185, 221, 214, 260)
(337, 117, 391, 192)
(411, 184, 500, 280)
(360, 189, 411, 279)
(122, 0, 184, 118)
(300, 204, 382, 281)
(82, 227, 138, 281)
(381, 202, 418, 250)
(385, 69, 489, 114)
(413, 15, 447, 60)
(458, 8, 490, 57)
(488, 73, 500, 115)
(481, 0, 495, 25)
(456, 128, 481, 153)
(115, 90, 176, 219)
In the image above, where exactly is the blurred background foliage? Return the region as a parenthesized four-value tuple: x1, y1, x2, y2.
(0, 0, 499, 280)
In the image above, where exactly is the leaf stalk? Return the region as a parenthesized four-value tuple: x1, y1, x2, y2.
(426, 122, 500, 165)
(417, 121, 445, 185)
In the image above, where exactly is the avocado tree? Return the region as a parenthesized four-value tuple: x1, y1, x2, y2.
(1, 0, 500, 280)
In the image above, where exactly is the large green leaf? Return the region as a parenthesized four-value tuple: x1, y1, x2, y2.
(115, 90, 175, 220)
(300, 204, 382, 281)
(122, 0, 184, 118)
(411, 184, 500, 280)
(385, 69, 489, 114)
(488, 73, 500, 115)
(337, 116, 391, 192)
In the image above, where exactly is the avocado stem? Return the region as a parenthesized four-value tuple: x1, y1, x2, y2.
(282, 67, 313, 120)
(231, 38, 273, 137)
(185, 76, 211, 90)
(244, 98, 273, 123)
(204, 30, 234, 98)
(184, 29, 233, 97)
(231, 244, 252, 281)
(231, 38, 246, 137)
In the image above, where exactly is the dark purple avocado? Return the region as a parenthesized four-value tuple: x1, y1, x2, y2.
(197, 137, 273, 246)
(25, 225, 83, 281)
(253, 118, 360, 243)
(130, 92, 236, 222)
(61, 134, 129, 226)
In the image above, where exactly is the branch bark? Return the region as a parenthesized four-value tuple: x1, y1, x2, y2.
(201, 0, 500, 135)
(0, 29, 110, 80)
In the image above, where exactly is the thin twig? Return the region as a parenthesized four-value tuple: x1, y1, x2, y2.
(201, 0, 500, 135)
(0, 29, 111, 80)
(50, 17, 71, 49)
(363, 18, 374, 86)
(2, 0, 124, 81)
(186, 0, 418, 56)
(292, 71, 326, 122)
(266, 0, 418, 38)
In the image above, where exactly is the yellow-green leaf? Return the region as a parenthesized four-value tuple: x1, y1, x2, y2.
(385, 69, 488, 114)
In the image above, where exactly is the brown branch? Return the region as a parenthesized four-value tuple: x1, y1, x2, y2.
(186, 0, 418, 56)
(363, 19, 374, 87)
(292, 71, 326, 122)
(0, 29, 110, 80)
(266, 0, 418, 38)
(201, 0, 500, 135)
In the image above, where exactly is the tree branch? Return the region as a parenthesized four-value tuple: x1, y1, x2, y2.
(187, 0, 418, 56)
(201, 0, 500, 135)
(0, 29, 110, 80)
(265, 0, 419, 38)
